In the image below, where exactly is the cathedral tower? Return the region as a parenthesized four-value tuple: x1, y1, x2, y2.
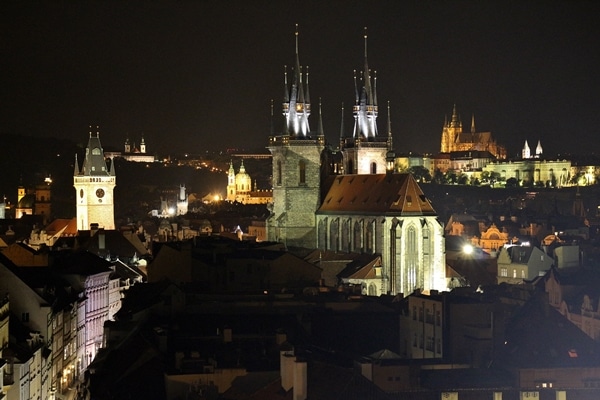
(267, 25, 325, 248)
(341, 28, 391, 175)
(73, 127, 116, 230)
(440, 104, 462, 153)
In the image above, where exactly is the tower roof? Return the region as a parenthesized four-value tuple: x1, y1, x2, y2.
(78, 127, 114, 177)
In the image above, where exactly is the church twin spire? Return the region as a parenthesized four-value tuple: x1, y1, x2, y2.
(282, 24, 311, 137)
(353, 27, 379, 139)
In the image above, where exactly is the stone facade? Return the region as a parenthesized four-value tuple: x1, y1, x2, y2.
(267, 136, 325, 248)
(483, 159, 571, 187)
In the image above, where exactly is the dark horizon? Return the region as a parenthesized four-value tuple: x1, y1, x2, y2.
(2, 1, 599, 158)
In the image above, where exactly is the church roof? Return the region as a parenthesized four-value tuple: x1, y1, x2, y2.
(318, 173, 436, 216)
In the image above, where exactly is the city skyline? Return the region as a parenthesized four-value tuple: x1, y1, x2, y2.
(2, 1, 599, 157)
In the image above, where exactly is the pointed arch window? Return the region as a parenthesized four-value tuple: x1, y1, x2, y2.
(277, 160, 282, 186)
(371, 162, 377, 174)
(299, 160, 306, 184)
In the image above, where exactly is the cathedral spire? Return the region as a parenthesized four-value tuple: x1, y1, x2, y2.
(353, 27, 378, 139)
(471, 114, 476, 134)
(282, 24, 310, 137)
(450, 104, 460, 128)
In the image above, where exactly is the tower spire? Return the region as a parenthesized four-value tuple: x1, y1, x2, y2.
(471, 114, 476, 134)
(339, 102, 345, 139)
(282, 24, 310, 137)
(318, 98, 324, 136)
(450, 104, 460, 127)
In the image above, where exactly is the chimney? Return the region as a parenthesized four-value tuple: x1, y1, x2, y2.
(293, 359, 308, 400)
(98, 228, 105, 250)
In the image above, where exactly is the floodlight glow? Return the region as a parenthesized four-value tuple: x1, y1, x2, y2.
(463, 244, 474, 255)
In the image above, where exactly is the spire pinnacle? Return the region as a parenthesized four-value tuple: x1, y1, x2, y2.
(340, 102, 345, 140)
(387, 101, 392, 138)
(364, 27, 368, 59)
(471, 114, 476, 134)
(318, 97, 324, 136)
(295, 23, 299, 55)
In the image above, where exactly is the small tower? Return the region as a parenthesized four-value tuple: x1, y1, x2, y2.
(34, 176, 53, 224)
(522, 140, 531, 159)
(535, 140, 543, 158)
(124, 136, 131, 153)
(140, 134, 146, 154)
(73, 126, 116, 230)
(226, 161, 236, 201)
(177, 184, 188, 215)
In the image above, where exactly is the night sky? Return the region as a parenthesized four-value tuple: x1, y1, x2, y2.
(2, 1, 599, 158)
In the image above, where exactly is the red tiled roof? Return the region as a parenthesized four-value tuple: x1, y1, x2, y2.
(318, 173, 436, 216)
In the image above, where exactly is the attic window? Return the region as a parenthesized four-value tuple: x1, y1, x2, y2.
(407, 195, 412, 206)
(568, 349, 578, 358)
(419, 195, 427, 202)
(337, 197, 344, 203)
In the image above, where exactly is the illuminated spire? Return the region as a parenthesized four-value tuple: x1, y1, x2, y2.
(471, 114, 476, 134)
(450, 104, 460, 128)
(318, 98, 324, 136)
(387, 101, 392, 138)
(353, 27, 378, 138)
(339, 103, 345, 139)
(282, 24, 311, 137)
(283, 65, 289, 103)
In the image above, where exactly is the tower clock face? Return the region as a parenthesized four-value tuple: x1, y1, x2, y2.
(96, 188, 105, 198)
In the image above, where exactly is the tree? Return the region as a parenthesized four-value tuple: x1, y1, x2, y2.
(408, 166, 432, 183)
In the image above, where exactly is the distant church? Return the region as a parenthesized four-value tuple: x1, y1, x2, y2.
(266, 27, 446, 296)
(104, 134, 155, 163)
(73, 127, 116, 230)
(440, 104, 507, 160)
(226, 160, 272, 205)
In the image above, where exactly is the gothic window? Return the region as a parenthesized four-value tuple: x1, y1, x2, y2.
(341, 219, 350, 252)
(299, 160, 306, 184)
(92, 148, 101, 155)
(348, 159, 354, 174)
(318, 219, 327, 250)
(329, 218, 339, 251)
(406, 226, 418, 292)
(366, 220, 374, 253)
(371, 162, 377, 174)
(354, 221, 362, 251)
(368, 284, 377, 296)
(277, 160, 282, 186)
(423, 223, 430, 255)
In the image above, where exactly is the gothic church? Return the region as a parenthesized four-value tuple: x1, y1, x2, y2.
(266, 28, 446, 296)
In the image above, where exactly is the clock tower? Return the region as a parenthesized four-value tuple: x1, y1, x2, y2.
(73, 127, 116, 230)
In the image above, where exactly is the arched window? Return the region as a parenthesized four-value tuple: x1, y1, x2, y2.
(277, 160, 282, 185)
(371, 162, 377, 174)
(299, 160, 306, 184)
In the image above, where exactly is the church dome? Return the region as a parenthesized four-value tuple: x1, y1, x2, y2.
(235, 161, 252, 193)
(17, 193, 35, 208)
